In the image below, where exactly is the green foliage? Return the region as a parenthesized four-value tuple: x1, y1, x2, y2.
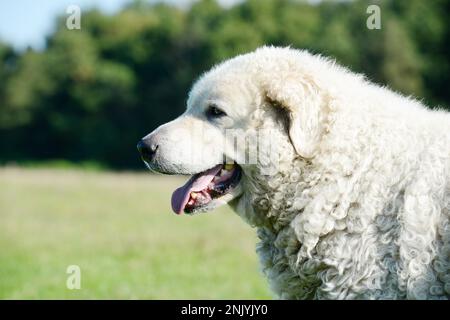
(0, 0, 448, 169)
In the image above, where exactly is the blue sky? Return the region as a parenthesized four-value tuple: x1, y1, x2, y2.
(0, 0, 241, 51)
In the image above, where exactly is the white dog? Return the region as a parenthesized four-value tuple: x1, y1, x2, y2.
(138, 46, 450, 299)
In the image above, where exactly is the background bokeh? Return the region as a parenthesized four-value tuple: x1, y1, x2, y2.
(0, 0, 449, 299)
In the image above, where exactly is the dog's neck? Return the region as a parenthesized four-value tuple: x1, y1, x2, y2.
(235, 155, 315, 231)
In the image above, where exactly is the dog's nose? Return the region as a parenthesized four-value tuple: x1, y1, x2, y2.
(137, 139, 158, 163)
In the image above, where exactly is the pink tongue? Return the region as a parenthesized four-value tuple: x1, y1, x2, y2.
(171, 165, 222, 214)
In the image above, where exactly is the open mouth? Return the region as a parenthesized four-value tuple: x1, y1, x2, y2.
(171, 163, 242, 214)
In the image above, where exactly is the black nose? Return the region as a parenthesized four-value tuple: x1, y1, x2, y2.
(137, 139, 158, 163)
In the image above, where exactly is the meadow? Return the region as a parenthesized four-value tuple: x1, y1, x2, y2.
(0, 167, 271, 299)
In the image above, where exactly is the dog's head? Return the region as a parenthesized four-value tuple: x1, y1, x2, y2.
(138, 47, 328, 215)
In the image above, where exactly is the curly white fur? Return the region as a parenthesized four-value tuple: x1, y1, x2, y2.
(146, 46, 450, 299)
(233, 47, 450, 299)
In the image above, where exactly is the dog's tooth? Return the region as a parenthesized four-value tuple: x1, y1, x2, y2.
(190, 192, 197, 199)
(224, 163, 234, 171)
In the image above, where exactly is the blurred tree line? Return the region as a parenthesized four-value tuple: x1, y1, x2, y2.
(0, 0, 449, 169)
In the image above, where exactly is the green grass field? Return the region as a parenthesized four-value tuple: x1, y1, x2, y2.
(0, 167, 271, 299)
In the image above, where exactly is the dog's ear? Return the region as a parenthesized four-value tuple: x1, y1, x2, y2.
(264, 77, 325, 159)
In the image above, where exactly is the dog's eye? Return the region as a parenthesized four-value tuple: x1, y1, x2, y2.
(206, 105, 227, 118)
